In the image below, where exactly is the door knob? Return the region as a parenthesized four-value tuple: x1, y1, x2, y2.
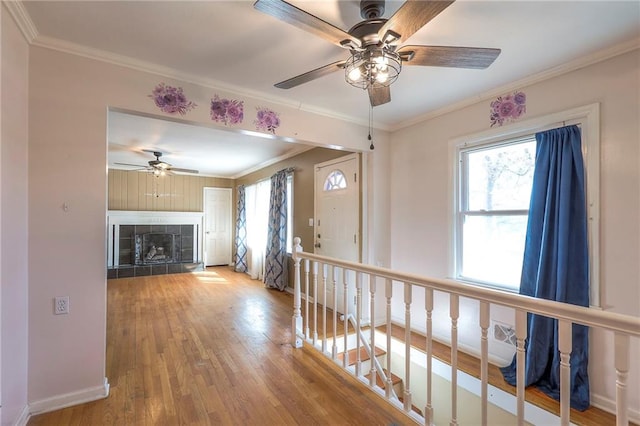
(314, 242, 321, 248)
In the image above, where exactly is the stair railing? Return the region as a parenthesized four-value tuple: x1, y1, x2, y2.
(342, 313, 399, 401)
(291, 238, 640, 426)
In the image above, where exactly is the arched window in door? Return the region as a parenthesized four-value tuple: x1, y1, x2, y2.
(324, 170, 347, 191)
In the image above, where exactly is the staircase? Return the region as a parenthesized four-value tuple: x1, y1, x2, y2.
(337, 336, 423, 417)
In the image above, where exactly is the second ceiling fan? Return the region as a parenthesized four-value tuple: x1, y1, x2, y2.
(254, 0, 501, 106)
(115, 150, 199, 176)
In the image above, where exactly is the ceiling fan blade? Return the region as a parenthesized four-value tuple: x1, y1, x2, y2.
(168, 167, 199, 174)
(368, 85, 391, 107)
(113, 162, 148, 168)
(379, 1, 455, 45)
(254, 0, 360, 49)
(398, 45, 501, 69)
(275, 61, 346, 89)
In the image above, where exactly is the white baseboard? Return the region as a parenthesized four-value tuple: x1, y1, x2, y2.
(591, 393, 640, 425)
(14, 404, 30, 426)
(28, 377, 110, 417)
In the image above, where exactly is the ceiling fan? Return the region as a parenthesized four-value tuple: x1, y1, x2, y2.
(254, 0, 501, 106)
(114, 150, 199, 176)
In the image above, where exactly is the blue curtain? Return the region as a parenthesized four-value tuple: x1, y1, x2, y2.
(264, 169, 291, 291)
(234, 185, 248, 273)
(501, 125, 590, 410)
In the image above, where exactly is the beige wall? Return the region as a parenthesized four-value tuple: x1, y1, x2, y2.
(108, 169, 233, 212)
(236, 147, 350, 250)
(389, 49, 640, 416)
(1, 4, 30, 424)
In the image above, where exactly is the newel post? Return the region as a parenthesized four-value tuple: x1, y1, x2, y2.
(291, 237, 303, 348)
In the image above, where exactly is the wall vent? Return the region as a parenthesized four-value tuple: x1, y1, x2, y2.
(493, 322, 517, 346)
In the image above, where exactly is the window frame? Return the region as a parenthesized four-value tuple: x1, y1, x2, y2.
(286, 173, 294, 254)
(449, 103, 600, 306)
(323, 169, 348, 191)
(457, 136, 536, 290)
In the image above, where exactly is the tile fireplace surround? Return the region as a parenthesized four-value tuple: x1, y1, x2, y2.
(107, 211, 204, 279)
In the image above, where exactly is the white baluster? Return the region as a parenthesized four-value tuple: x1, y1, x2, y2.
(312, 261, 318, 346)
(343, 268, 349, 368)
(291, 237, 303, 348)
(558, 320, 572, 426)
(322, 263, 327, 354)
(479, 301, 490, 426)
(355, 272, 362, 377)
(425, 287, 434, 425)
(369, 274, 377, 387)
(332, 266, 338, 360)
(614, 332, 630, 426)
(304, 259, 310, 341)
(385, 278, 393, 399)
(450, 294, 459, 426)
(404, 282, 412, 412)
(515, 309, 527, 426)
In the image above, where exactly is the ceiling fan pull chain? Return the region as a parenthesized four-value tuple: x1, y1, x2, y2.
(369, 104, 374, 150)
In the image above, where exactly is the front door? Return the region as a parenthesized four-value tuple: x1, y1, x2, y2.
(314, 153, 360, 314)
(203, 187, 232, 266)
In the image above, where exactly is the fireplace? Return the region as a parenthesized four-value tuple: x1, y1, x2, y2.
(136, 232, 177, 265)
(107, 211, 204, 278)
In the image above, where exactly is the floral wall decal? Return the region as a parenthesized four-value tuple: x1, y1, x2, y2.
(149, 83, 196, 115)
(255, 107, 281, 134)
(210, 95, 244, 125)
(490, 91, 526, 127)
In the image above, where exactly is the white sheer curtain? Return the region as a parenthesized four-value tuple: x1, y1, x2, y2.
(244, 180, 270, 280)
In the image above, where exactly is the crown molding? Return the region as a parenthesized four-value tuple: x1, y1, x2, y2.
(231, 144, 315, 180)
(4, 0, 38, 42)
(391, 37, 640, 132)
(29, 33, 385, 131)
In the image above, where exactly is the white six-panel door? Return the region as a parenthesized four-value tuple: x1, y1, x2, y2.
(203, 187, 232, 266)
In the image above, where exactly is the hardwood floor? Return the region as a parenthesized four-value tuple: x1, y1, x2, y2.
(28, 267, 415, 426)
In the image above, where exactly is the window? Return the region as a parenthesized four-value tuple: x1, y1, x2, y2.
(244, 173, 294, 273)
(286, 174, 294, 253)
(457, 138, 535, 290)
(324, 170, 347, 191)
(452, 104, 600, 303)
(244, 180, 271, 280)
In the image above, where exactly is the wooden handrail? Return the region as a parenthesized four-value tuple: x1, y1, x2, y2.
(292, 239, 639, 337)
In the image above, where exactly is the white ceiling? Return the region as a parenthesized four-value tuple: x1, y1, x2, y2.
(17, 0, 640, 177)
(107, 110, 314, 178)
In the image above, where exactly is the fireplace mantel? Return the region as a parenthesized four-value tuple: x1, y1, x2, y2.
(107, 210, 204, 272)
(108, 210, 204, 226)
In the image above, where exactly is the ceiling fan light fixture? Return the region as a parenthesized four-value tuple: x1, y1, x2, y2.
(375, 70, 389, 83)
(373, 55, 388, 70)
(348, 66, 362, 82)
(344, 47, 401, 90)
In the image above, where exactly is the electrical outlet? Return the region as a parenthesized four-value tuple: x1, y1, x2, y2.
(54, 296, 69, 315)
